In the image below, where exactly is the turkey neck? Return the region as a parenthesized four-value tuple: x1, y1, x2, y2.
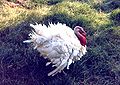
(75, 32, 86, 47)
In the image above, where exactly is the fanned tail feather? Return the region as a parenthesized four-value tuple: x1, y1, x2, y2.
(23, 40, 33, 43)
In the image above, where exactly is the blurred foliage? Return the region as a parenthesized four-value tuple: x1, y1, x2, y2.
(0, 1, 2, 5)
(10, 0, 16, 2)
(110, 9, 120, 26)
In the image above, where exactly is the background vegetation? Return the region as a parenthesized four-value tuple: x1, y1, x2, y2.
(0, 0, 120, 85)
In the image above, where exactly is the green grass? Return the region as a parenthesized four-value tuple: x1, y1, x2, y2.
(0, 4, 51, 30)
(110, 9, 120, 26)
(50, 1, 111, 30)
(0, 1, 120, 85)
(0, 1, 111, 31)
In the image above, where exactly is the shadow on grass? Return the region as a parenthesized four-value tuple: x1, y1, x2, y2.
(0, 20, 78, 85)
(0, 15, 120, 85)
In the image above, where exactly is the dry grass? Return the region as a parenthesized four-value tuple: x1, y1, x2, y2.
(0, 4, 51, 30)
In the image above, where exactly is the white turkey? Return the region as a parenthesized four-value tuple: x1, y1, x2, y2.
(23, 22, 87, 76)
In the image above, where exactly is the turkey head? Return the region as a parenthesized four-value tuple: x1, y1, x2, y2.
(74, 26, 86, 47)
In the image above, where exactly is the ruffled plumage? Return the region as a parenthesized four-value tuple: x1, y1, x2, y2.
(23, 22, 87, 76)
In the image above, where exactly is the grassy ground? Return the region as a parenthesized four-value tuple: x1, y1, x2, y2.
(0, 0, 120, 85)
(0, 3, 51, 29)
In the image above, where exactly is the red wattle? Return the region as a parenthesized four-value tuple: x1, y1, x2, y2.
(76, 33, 86, 47)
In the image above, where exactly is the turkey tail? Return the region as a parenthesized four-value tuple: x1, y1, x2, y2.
(23, 40, 33, 43)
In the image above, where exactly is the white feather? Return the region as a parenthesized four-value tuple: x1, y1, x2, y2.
(24, 22, 87, 76)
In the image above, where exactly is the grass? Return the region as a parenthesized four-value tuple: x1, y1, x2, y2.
(110, 8, 120, 26)
(0, 4, 51, 30)
(0, 1, 111, 31)
(50, 1, 111, 29)
(0, 0, 120, 85)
